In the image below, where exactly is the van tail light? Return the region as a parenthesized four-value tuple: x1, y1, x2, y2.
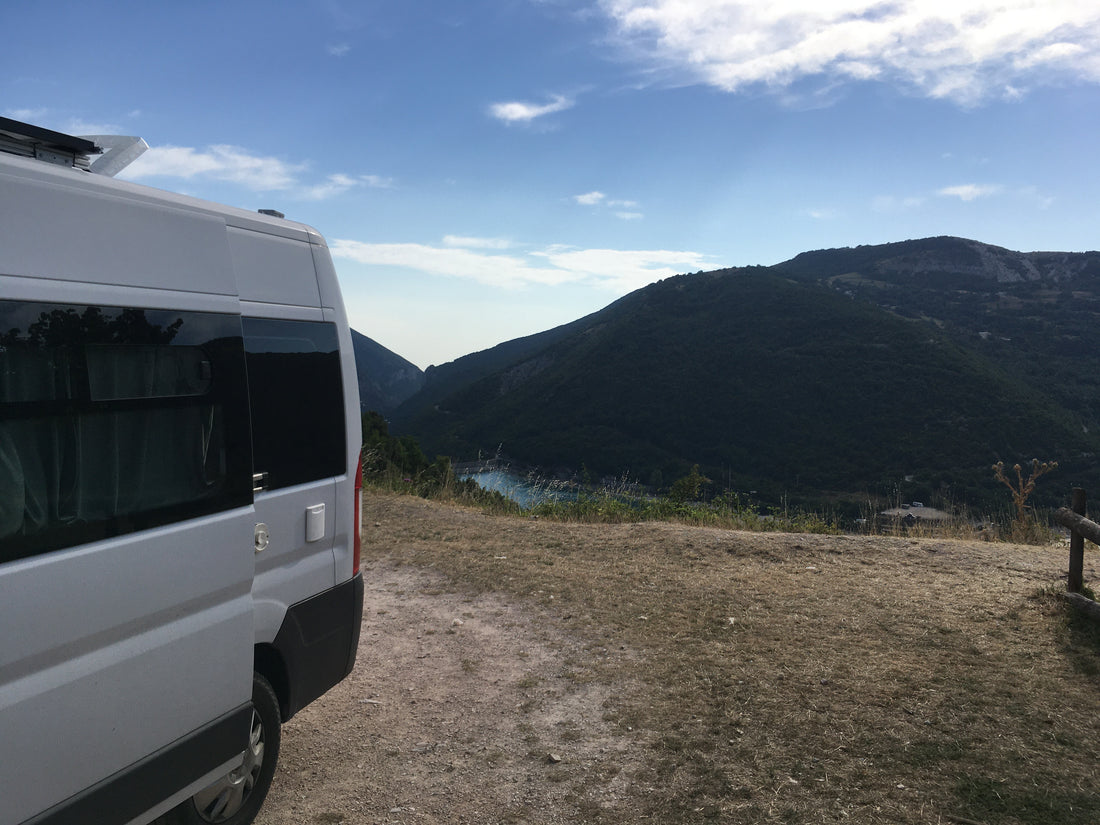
(353, 452, 363, 575)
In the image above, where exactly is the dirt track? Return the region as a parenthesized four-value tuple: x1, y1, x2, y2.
(256, 533, 628, 824)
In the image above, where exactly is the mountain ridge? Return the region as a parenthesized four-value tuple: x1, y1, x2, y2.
(384, 236, 1100, 508)
(350, 330, 424, 414)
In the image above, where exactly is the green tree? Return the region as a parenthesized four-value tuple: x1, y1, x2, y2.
(670, 464, 710, 503)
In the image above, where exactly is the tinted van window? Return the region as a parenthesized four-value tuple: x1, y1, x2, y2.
(243, 318, 345, 490)
(0, 301, 252, 563)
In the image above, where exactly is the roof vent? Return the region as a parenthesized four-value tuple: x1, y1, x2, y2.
(258, 209, 285, 219)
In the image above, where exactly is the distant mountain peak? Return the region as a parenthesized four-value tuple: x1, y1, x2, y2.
(350, 330, 425, 413)
(778, 235, 1100, 286)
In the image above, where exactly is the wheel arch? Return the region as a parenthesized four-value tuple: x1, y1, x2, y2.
(253, 643, 290, 723)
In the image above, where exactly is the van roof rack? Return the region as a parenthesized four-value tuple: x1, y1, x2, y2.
(0, 116, 147, 176)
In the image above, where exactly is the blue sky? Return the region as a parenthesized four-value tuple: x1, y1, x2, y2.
(5, 1, 1100, 369)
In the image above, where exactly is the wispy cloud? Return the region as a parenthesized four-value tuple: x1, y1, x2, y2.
(938, 183, 1003, 201)
(574, 190, 644, 220)
(68, 119, 126, 136)
(360, 174, 395, 188)
(121, 143, 391, 199)
(302, 173, 359, 200)
(1018, 186, 1055, 210)
(3, 111, 145, 138)
(443, 235, 514, 249)
(302, 172, 393, 200)
(122, 145, 305, 190)
(327, 43, 351, 57)
(574, 190, 606, 205)
(331, 238, 710, 292)
(488, 94, 574, 124)
(599, 0, 1100, 105)
(532, 246, 710, 291)
(331, 239, 577, 288)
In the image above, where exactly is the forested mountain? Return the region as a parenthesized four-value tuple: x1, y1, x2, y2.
(350, 330, 424, 414)
(389, 237, 1100, 507)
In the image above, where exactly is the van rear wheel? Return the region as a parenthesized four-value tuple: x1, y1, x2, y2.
(165, 673, 281, 825)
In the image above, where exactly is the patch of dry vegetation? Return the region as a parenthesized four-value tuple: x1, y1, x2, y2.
(363, 491, 1100, 824)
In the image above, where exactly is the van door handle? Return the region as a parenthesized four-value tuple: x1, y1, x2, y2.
(305, 504, 325, 543)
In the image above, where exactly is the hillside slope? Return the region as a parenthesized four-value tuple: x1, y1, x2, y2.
(393, 256, 1100, 504)
(773, 236, 1100, 431)
(351, 330, 424, 414)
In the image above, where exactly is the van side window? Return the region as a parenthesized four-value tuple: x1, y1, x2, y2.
(243, 318, 345, 491)
(0, 301, 252, 563)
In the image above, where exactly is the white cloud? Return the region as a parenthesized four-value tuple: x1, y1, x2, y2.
(360, 174, 395, 188)
(331, 238, 710, 292)
(938, 183, 1003, 201)
(122, 144, 305, 190)
(575, 190, 644, 219)
(302, 173, 359, 200)
(332, 240, 578, 288)
(489, 94, 574, 123)
(599, 0, 1100, 104)
(68, 119, 125, 136)
(120, 143, 391, 199)
(533, 246, 711, 292)
(443, 235, 514, 249)
(301, 172, 394, 200)
(327, 43, 351, 57)
(574, 190, 607, 205)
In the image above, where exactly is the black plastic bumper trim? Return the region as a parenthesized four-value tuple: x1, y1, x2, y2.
(275, 572, 364, 720)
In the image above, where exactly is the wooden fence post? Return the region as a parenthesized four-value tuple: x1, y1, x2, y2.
(1069, 488, 1086, 594)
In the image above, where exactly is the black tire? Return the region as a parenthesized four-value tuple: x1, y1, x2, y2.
(163, 673, 281, 825)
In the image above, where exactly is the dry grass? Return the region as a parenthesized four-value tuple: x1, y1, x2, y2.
(364, 491, 1100, 824)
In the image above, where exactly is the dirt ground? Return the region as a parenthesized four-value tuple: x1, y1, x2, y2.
(254, 492, 1100, 825)
(256, 502, 632, 825)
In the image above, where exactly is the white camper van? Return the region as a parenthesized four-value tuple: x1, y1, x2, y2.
(0, 119, 364, 825)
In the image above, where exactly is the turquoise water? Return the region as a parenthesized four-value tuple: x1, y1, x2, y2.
(461, 470, 574, 508)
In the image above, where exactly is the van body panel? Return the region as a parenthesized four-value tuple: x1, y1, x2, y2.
(228, 227, 323, 307)
(0, 130, 363, 825)
(0, 514, 255, 825)
(0, 166, 236, 295)
(251, 480, 339, 644)
(30, 710, 249, 825)
(1, 152, 316, 245)
(310, 239, 344, 315)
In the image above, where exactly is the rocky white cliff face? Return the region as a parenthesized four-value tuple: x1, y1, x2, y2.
(873, 239, 1100, 285)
